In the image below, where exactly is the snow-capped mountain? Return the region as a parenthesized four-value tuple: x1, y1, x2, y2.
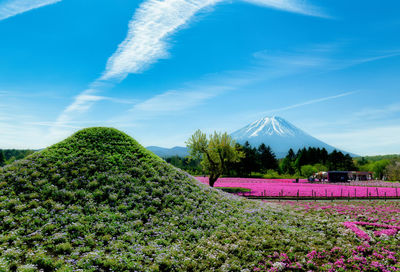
(147, 116, 354, 158)
(231, 116, 353, 158)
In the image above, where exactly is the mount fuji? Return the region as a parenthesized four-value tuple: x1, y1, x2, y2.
(147, 116, 354, 158)
(231, 116, 353, 158)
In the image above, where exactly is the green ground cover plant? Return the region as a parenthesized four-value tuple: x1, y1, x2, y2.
(0, 127, 397, 271)
(217, 187, 251, 193)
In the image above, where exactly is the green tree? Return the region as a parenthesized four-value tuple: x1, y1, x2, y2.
(294, 148, 307, 171)
(186, 130, 244, 187)
(301, 165, 318, 178)
(0, 150, 5, 167)
(357, 157, 369, 166)
(372, 160, 390, 179)
(258, 144, 278, 172)
(283, 159, 296, 175)
(320, 148, 328, 165)
(313, 163, 328, 172)
(385, 160, 400, 181)
(280, 149, 296, 174)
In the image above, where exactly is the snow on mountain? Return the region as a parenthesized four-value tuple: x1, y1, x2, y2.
(231, 116, 353, 158)
(148, 116, 355, 159)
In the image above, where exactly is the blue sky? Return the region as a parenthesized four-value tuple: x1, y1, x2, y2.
(0, 0, 399, 156)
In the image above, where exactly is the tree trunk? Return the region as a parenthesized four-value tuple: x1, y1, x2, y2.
(209, 175, 219, 187)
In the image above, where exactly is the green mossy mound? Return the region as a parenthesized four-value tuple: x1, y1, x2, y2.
(0, 128, 343, 271)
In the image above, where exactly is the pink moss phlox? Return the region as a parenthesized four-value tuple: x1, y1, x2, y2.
(196, 177, 400, 198)
(342, 222, 371, 241)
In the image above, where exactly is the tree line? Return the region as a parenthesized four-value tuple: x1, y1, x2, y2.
(170, 129, 359, 182)
(355, 155, 400, 181)
(0, 149, 35, 167)
(2, 139, 399, 182)
(229, 143, 356, 178)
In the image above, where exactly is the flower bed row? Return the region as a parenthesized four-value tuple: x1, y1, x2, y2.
(196, 177, 309, 184)
(197, 177, 400, 198)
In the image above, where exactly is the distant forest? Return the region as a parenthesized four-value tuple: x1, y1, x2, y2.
(166, 142, 357, 178)
(0, 149, 36, 166)
(1, 146, 399, 181)
(166, 142, 400, 181)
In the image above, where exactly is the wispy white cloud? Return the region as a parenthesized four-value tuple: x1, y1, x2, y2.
(316, 124, 400, 156)
(0, 0, 62, 21)
(0, 122, 48, 148)
(132, 90, 219, 113)
(61, 90, 105, 116)
(52, 0, 327, 136)
(254, 49, 400, 73)
(101, 0, 220, 81)
(53, 43, 341, 133)
(112, 49, 331, 126)
(48, 89, 136, 141)
(242, 0, 328, 18)
(261, 91, 357, 114)
(126, 85, 233, 120)
(54, 89, 137, 126)
(350, 53, 400, 66)
(354, 103, 400, 119)
(101, 0, 326, 82)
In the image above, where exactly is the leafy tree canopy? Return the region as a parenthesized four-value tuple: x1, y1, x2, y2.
(186, 130, 243, 187)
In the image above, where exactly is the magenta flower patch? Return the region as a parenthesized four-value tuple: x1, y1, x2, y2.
(342, 221, 400, 241)
(196, 177, 400, 198)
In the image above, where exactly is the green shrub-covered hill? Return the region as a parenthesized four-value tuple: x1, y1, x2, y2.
(0, 128, 347, 271)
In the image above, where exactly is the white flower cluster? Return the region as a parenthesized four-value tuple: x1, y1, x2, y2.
(272, 261, 286, 271)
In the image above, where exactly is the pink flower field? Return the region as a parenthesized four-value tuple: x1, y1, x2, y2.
(285, 201, 400, 240)
(256, 200, 400, 271)
(196, 177, 400, 198)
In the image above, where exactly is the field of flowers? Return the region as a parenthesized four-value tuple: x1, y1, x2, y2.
(254, 200, 400, 271)
(9, 128, 392, 271)
(1, 128, 399, 271)
(196, 177, 400, 198)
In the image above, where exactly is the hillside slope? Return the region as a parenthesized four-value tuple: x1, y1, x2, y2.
(0, 128, 346, 271)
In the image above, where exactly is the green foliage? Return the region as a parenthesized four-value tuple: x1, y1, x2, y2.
(0, 151, 4, 167)
(1, 127, 390, 271)
(371, 160, 391, 179)
(231, 142, 260, 176)
(165, 156, 202, 175)
(327, 151, 356, 171)
(384, 160, 400, 181)
(229, 142, 279, 177)
(313, 163, 328, 172)
(260, 170, 300, 179)
(0, 149, 35, 165)
(186, 130, 243, 186)
(301, 165, 318, 178)
(282, 147, 356, 174)
(168, 144, 359, 179)
(217, 187, 251, 193)
(258, 144, 279, 172)
(280, 157, 295, 175)
(0, 127, 298, 271)
(355, 155, 400, 180)
(359, 159, 391, 179)
(354, 154, 400, 162)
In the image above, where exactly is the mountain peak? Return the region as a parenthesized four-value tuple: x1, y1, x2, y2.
(242, 116, 300, 138)
(231, 116, 352, 158)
